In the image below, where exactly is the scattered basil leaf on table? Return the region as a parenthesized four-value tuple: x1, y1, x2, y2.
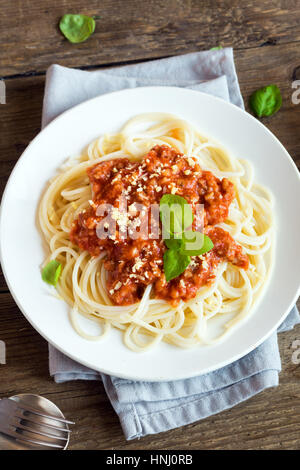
(181, 231, 214, 256)
(42, 260, 62, 286)
(160, 194, 193, 235)
(59, 14, 96, 43)
(249, 84, 282, 118)
(160, 194, 214, 281)
(210, 46, 223, 51)
(163, 249, 191, 282)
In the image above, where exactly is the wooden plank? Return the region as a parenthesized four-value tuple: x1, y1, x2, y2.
(0, 75, 44, 202)
(0, 292, 299, 449)
(2, 0, 300, 76)
(236, 44, 300, 170)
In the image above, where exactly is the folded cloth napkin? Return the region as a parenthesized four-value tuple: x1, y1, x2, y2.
(44, 48, 300, 440)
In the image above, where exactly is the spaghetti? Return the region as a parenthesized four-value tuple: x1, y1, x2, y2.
(39, 113, 274, 351)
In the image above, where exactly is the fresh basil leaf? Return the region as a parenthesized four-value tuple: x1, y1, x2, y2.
(163, 249, 191, 282)
(42, 260, 62, 286)
(59, 14, 96, 43)
(249, 84, 282, 118)
(164, 234, 184, 250)
(210, 46, 223, 50)
(181, 231, 214, 256)
(160, 194, 193, 234)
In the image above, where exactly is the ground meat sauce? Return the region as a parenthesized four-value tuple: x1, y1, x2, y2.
(70, 145, 249, 306)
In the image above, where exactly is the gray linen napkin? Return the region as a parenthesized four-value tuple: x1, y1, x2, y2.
(43, 49, 300, 440)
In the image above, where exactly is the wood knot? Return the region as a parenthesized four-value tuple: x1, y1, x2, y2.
(260, 38, 277, 47)
(292, 66, 300, 81)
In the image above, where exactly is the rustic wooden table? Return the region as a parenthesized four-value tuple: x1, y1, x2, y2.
(0, 0, 300, 450)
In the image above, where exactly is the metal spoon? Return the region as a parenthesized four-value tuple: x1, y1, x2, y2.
(0, 393, 73, 450)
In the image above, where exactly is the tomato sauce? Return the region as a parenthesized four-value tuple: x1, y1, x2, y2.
(70, 145, 249, 306)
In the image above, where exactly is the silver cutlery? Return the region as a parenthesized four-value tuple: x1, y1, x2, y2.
(0, 394, 74, 450)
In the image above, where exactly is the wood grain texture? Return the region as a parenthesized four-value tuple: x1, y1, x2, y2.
(0, 294, 299, 450)
(1, 0, 300, 76)
(0, 0, 300, 450)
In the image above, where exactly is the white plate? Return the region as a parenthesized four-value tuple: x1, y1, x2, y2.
(1, 87, 300, 381)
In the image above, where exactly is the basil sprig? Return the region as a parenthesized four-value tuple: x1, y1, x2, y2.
(42, 260, 62, 286)
(163, 250, 191, 284)
(59, 14, 96, 43)
(249, 84, 282, 118)
(159, 195, 214, 282)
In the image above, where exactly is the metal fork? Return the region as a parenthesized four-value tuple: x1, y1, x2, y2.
(0, 396, 74, 450)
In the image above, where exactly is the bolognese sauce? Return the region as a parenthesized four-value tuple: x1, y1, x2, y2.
(70, 145, 249, 306)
